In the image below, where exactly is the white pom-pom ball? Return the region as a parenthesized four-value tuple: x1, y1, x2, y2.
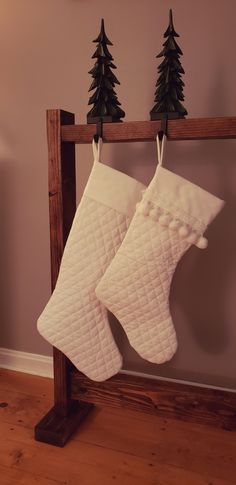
(196, 236, 208, 249)
(178, 225, 189, 238)
(187, 232, 199, 245)
(159, 214, 171, 226)
(169, 219, 180, 230)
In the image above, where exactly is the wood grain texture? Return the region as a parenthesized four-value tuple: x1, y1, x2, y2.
(0, 464, 62, 485)
(52, 347, 72, 417)
(1, 421, 233, 485)
(47, 109, 77, 418)
(61, 116, 236, 143)
(1, 370, 236, 485)
(71, 371, 236, 431)
(35, 402, 94, 447)
(47, 109, 76, 290)
(0, 368, 53, 397)
(4, 384, 236, 482)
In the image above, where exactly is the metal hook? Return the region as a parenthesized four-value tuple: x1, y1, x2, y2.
(158, 114, 168, 140)
(93, 118, 103, 143)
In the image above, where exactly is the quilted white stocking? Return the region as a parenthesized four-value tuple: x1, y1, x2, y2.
(38, 139, 145, 381)
(96, 135, 225, 364)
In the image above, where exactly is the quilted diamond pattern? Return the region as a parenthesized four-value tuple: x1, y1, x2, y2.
(96, 167, 224, 365)
(96, 213, 185, 363)
(38, 157, 145, 382)
(38, 196, 130, 381)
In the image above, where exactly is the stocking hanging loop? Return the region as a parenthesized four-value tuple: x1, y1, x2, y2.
(156, 133, 166, 167)
(92, 137, 103, 163)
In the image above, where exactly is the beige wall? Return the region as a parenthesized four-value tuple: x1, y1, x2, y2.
(1, 0, 236, 389)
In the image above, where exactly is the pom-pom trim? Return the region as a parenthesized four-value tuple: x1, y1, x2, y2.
(137, 199, 208, 249)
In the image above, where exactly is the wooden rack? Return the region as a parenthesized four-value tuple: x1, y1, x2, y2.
(35, 110, 236, 447)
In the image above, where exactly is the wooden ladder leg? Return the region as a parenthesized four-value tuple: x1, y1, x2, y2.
(34, 109, 94, 447)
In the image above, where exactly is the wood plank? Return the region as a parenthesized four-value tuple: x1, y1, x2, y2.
(0, 421, 233, 485)
(71, 371, 236, 431)
(73, 406, 236, 483)
(0, 464, 62, 485)
(0, 369, 53, 398)
(0, 388, 52, 428)
(35, 402, 94, 447)
(1, 379, 236, 483)
(61, 117, 236, 143)
(46, 109, 80, 420)
(47, 109, 76, 296)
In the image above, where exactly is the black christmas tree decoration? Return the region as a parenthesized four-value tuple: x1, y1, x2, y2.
(150, 9, 187, 120)
(87, 19, 125, 124)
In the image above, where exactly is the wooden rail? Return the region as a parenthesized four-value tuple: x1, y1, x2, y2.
(71, 371, 236, 431)
(61, 117, 236, 143)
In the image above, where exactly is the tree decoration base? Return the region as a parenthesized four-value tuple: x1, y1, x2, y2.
(87, 115, 123, 124)
(150, 111, 184, 121)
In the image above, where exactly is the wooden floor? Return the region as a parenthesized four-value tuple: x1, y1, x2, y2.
(0, 370, 236, 485)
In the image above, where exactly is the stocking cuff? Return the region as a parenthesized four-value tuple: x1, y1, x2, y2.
(84, 161, 146, 218)
(139, 166, 225, 249)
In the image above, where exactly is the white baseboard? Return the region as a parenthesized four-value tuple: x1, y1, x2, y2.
(0, 347, 235, 393)
(121, 369, 236, 393)
(0, 347, 53, 378)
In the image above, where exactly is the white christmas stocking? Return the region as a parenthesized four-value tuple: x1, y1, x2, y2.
(37, 139, 145, 381)
(95, 135, 225, 364)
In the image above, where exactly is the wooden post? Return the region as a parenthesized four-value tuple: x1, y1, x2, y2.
(35, 110, 93, 446)
(47, 109, 76, 417)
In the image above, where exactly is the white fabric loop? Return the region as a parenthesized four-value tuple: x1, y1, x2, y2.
(92, 137, 103, 163)
(156, 133, 166, 167)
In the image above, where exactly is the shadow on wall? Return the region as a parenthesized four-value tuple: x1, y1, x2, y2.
(171, 139, 236, 354)
(172, 203, 230, 353)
